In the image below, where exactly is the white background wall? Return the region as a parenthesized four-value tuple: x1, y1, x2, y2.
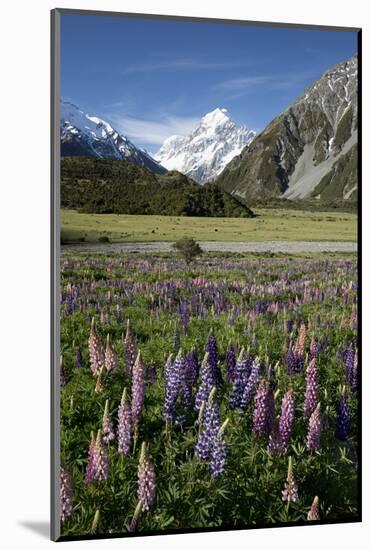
(0, 0, 369, 548)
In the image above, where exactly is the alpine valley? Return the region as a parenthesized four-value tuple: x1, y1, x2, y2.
(60, 55, 358, 214)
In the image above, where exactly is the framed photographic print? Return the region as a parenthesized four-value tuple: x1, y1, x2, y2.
(51, 8, 361, 542)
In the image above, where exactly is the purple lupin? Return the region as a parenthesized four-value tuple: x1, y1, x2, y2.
(137, 442, 156, 512)
(253, 380, 271, 437)
(131, 351, 145, 435)
(304, 358, 318, 418)
(163, 352, 180, 422)
(102, 399, 115, 444)
(268, 389, 295, 455)
(186, 348, 199, 389)
(195, 388, 220, 462)
(123, 319, 137, 377)
(85, 432, 96, 484)
(306, 403, 322, 452)
(281, 456, 298, 502)
(240, 357, 260, 410)
(117, 388, 132, 455)
(105, 334, 118, 373)
(279, 389, 295, 452)
(195, 352, 214, 412)
(335, 389, 350, 441)
(309, 336, 318, 360)
(307, 496, 320, 521)
(94, 430, 109, 481)
(88, 317, 104, 376)
(60, 465, 73, 521)
(206, 331, 222, 386)
(229, 347, 250, 409)
(210, 419, 229, 478)
(226, 343, 236, 383)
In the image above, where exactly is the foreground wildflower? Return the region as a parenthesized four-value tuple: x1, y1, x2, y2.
(88, 317, 104, 376)
(117, 388, 132, 455)
(306, 403, 322, 452)
(129, 501, 142, 533)
(253, 380, 273, 437)
(282, 456, 298, 503)
(304, 358, 318, 418)
(91, 509, 100, 535)
(226, 343, 236, 383)
(335, 389, 350, 441)
(163, 352, 181, 422)
(123, 319, 137, 377)
(206, 331, 222, 385)
(294, 323, 307, 357)
(195, 388, 220, 461)
(85, 432, 96, 484)
(102, 399, 115, 444)
(131, 351, 145, 433)
(93, 430, 109, 480)
(211, 419, 229, 478)
(180, 351, 194, 409)
(137, 442, 156, 511)
(195, 352, 214, 411)
(240, 357, 260, 410)
(104, 334, 117, 373)
(186, 348, 199, 388)
(268, 389, 295, 455)
(229, 348, 251, 409)
(60, 465, 73, 521)
(307, 496, 320, 521)
(85, 430, 109, 482)
(279, 389, 295, 451)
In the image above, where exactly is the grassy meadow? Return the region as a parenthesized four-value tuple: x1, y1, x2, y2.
(61, 208, 357, 244)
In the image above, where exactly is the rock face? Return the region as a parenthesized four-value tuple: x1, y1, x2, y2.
(60, 100, 166, 174)
(217, 56, 358, 203)
(155, 108, 255, 184)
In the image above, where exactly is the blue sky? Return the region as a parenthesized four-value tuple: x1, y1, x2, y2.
(61, 13, 358, 151)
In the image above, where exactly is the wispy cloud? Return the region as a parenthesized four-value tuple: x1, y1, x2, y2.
(212, 70, 319, 99)
(213, 75, 273, 91)
(122, 58, 249, 75)
(109, 114, 199, 146)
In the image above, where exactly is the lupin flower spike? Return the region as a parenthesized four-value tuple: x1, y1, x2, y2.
(118, 388, 132, 455)
(137, 442, 156, 512)
(282, 456, 299, 503)
(307, 496, 320, 521)
(102, 399, 115, 444)
(91, 509, 100, 535)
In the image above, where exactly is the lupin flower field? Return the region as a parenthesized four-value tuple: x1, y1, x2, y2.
(59, 252, 359, 537)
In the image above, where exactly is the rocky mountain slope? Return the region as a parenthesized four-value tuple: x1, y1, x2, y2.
(155, 108, 255, 184)
(216, 56, 358, 204)
(60, 100, 166, 174)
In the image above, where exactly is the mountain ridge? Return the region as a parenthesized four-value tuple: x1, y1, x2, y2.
(216, 55, 358, 204)
(60, 100, 166, 175)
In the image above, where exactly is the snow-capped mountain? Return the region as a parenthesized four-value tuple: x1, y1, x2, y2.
(155, 108, 256, 184)
(60, 100, 166, 174)
(217, 55, 358, 203)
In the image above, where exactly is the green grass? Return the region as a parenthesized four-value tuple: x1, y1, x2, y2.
(61, 208, 357, 243)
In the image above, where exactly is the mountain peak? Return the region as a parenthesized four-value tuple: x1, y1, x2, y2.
(60, 99, 166, 174)
(155, 109, 255, 184)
